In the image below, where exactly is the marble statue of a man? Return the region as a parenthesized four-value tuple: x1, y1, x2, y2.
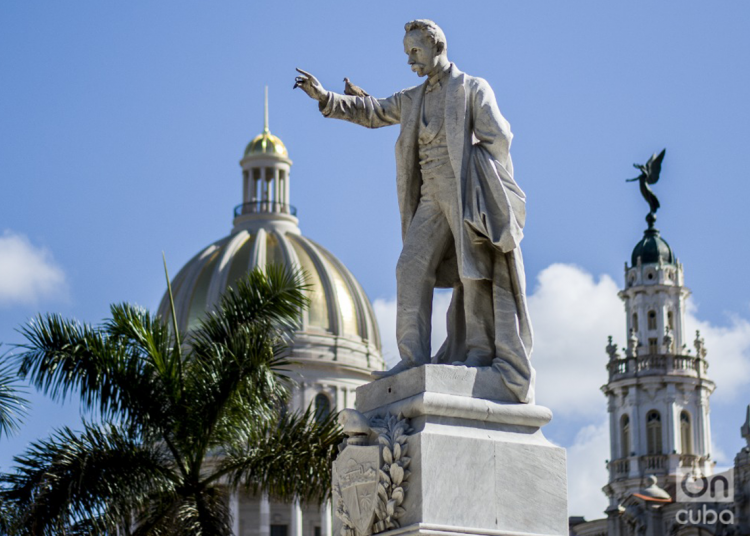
(295, 19, 534, 403)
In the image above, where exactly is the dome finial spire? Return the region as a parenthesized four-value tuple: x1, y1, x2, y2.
(263, 86, 269, 134)
(243, 86, 288, 158)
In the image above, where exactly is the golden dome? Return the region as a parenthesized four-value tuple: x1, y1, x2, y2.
(244, 129, 288, 157)
(157, 227, 383, 374)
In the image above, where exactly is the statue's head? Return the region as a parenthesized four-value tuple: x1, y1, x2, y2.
(403, 19, 447, 77)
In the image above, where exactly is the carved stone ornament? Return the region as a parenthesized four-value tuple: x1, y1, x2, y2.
(333, 410, 413, 536)
(333, 445, 380, 536)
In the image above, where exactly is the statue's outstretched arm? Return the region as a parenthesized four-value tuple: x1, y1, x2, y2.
(295, 67, 401, 129)
(321, 91, 402, 129)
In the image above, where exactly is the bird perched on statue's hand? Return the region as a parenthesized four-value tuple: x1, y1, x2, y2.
(343, 77, 369, 97)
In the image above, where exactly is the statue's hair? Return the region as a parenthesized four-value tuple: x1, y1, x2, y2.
(404, 19, 447, 54)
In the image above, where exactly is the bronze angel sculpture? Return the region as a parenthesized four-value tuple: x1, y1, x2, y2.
(627, 148, 666, 227)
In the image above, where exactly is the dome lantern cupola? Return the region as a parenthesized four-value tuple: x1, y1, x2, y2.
(235, 87, 296, 230)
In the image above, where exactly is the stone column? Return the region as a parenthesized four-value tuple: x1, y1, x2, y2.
(273, 168, 280, 208)
(230, 490, 240, 536)
(665, 389, 679, 474)
(253, 174, 260, 203)
(259, 493, 270, 536)
(290, 498, 303, 536)
(262, 171, 269, 206)
(320, 499, 332, 536)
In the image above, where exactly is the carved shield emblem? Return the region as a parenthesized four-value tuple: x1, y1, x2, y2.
(333, 445, 380, 536)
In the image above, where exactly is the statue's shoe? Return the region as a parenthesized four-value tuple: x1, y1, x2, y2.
(370, 360, 417, 379)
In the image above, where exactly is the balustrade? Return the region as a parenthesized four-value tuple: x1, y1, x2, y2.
(640, 454, 667, 472)
(608, 458, 630, 476)
(234, 201, 298, 217)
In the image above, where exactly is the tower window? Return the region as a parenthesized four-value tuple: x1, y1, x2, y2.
(621, 415, 630, 458)
(314, 393, 331, 424)
(632, 313, 638, 331)
(648, 310, 657, 330)
(646, 410, 662, 454)
(681, 412, 693, 454)
(648, 338, 658, 354)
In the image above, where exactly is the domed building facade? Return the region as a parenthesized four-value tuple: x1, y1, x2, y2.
(158, 93, 384, 536)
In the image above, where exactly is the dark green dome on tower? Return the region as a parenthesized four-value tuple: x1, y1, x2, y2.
(631, 228, 674, 266)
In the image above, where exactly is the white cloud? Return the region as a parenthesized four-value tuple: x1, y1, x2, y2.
(0, 231, 67, 306)
(566, 419, 611, 519)
(528, 264, 624, 417)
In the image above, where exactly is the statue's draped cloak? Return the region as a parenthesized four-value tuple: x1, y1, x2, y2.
(322, 65, 534, 403)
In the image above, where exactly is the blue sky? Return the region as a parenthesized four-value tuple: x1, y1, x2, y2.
(2, 1, 750, 519)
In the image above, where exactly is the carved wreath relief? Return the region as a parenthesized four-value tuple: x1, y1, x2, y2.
(333, 411, 413, 536)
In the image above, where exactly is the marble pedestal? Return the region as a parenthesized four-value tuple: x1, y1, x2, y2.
(346, 365, 567, 536)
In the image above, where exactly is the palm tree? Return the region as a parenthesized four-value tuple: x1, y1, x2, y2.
(0, 266, 342, 535)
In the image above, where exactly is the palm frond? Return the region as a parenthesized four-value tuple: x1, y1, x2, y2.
(106, 303, 173, 381)
(15, 314, 127, 417)
(192, 264, 309, 353)
(162, 252, 184, 365)
(14, 311, 181, 437)
(177, 266, 308, 456)
(104, 303, 184, 429)
(183, 325, 289, 445)
(0, 423, 178, 535)
(0, 349, 27, 439)
(127, 488, 232, 536)
(215, 405, 343, 504)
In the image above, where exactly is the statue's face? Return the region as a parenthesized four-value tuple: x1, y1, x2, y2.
(403, 30, 440, 77)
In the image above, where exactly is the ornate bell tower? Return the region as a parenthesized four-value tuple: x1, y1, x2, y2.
(602, 150, 715, 509)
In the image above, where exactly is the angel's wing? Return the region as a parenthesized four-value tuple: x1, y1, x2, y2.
(644, 149, 666, 185)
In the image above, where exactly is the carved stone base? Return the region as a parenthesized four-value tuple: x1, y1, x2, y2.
(346, 365, 568, 536)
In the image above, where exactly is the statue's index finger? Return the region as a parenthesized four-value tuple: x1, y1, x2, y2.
(295, 67, 313, 78)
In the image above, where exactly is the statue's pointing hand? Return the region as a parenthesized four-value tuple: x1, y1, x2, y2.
(294, 68, 327, 104)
